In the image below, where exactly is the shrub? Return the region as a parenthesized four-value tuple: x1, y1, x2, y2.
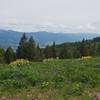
(41, 81, 49, 89)
(66, 82, 83, 96)
(10, 59, 29, 65)
(0, 66, 40, 89)
(81, 56, 92, 60)
(53, 75, 65, 88)
(0, 79, 27, 88)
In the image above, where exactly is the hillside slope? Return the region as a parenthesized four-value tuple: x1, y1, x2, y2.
(0, 30, 99, 49)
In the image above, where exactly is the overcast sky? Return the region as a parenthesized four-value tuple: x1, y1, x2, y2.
(0, 0, 100, 33)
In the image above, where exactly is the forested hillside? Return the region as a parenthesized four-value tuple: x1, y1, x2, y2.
(0, 30, 99, 49)
(0, 33, 100, 64)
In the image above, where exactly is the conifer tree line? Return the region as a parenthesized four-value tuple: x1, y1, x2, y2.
(0, 33, 100, 63)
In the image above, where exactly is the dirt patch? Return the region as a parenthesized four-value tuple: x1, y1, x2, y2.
(90, 92, 100, 100)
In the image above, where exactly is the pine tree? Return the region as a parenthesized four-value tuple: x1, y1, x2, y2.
(59, 44, 69, 59)
(16, 33, 28, 59)
(0, 48, 5, 63)
(35, 44, 43, 61)
(16, 34, 37, 61)
(44, 45, 51, 58)
(51, 42, 56, 58)
(28, 36, 36, 60)
(19, 33, 27, 45)
(5, 47, 15, 63)
(80, 38, 87, 56)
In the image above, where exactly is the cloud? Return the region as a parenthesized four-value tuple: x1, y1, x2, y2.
(0, 0, 100, 33)
(86, 23, 96, 30)
(0, 21, 100, 34)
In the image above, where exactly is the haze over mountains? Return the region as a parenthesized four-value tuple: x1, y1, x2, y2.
(0, 29, 100, 50)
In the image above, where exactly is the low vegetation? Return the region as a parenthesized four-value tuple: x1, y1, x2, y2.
(0, 57, 99, 100)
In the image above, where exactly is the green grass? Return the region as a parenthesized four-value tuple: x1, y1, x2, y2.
(0, 57, 100, 100)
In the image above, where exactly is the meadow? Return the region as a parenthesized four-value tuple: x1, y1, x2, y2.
(0, 57, 100, 100)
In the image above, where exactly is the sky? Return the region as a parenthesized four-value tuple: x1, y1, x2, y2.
(0, 0, 100, 33)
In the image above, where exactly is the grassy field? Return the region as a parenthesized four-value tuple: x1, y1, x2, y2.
(0, 57, 100, 100)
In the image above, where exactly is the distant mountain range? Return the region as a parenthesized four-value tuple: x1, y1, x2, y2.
(0, 29, 100, 50)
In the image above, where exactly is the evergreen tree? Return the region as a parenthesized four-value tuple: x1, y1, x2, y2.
(28, 36, 36, 60)
(35, 44, 43, 61)
(59, 44, 68, 59)
(44, 45, 51, 58)
(5, 47, 15, 63)
(16, 34, 37, 61)
(96, 42, 100, 56)
(16, 33, 28, 59)
(51, 42, 56, 58)
(79, 38, 88, 56)
(19, 33, 27, 45)
(0, 48, 5, 63)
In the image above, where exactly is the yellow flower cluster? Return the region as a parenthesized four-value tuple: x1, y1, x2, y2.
(81, 56, 92, 60)
(10, 59, 29, 65)
(41, 81, 49, 88)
